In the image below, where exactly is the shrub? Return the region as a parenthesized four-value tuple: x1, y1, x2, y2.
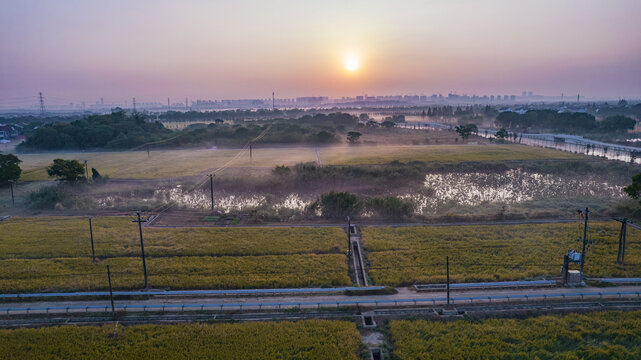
(28, 185, 71, 209)
(314, 191, 362, 218)
(272, 165, 292, 177)
(365, 196, 414, 219)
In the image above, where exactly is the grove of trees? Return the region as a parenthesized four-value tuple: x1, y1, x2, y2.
(495, 110, 636, 133)
(18, 111, 361, 151)
(18, 109, 171, 151)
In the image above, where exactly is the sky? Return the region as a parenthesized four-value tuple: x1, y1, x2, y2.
(1, 0, 640, 106)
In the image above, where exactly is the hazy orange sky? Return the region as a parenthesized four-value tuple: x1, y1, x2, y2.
(1, 0, 640, 105)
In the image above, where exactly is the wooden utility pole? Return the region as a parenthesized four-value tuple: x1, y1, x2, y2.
(446, 256, 451, 307)
(615, 217, 628, 265)
(209, 174, 214, 211)
(249, 143, 253, 163)
(347, 216, 351, 247)
(107, 265, 115, 319)
(9, 181, 14, 207)
(132, 211, 148, 289)
(579, 207, 589, 278)
(89, 218, 96, 262)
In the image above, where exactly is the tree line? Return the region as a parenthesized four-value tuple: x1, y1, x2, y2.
(16, 111, 361, 151)
(495, 110, 636, 133)
(17, 110, 171, 151)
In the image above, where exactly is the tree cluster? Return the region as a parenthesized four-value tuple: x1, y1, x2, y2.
(18, 111, 359, 151)
(18, 109, 172, 151)
(0, 154, 21, 185)
(495, 110, 636, 133)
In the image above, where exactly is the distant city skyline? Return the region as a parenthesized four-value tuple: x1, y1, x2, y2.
(1, 0, 640, 104)
(2, 90, 622, 113)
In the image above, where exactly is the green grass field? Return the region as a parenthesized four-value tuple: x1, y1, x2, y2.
(0, 320, 361, 360)
(361, 222, 641, 285)
(390, 311, 641, 359)
(0, 217, 350, 292)
(16, 144, 579, 180)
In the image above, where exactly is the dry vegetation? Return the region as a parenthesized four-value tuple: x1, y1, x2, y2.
(362, 222, 641, 285)
(322, 144, 581, 166)
(0, 217, 350, 292)
(0, 254, 349, 292)
(0, 320, 361, 360)
(390, 311, 641, 359)
(16, 144, 580, 181)
(0, 217, 346, 258)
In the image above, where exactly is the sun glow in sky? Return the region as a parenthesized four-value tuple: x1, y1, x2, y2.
(1, 0, 640, 103)
(344, 54, 360, 73)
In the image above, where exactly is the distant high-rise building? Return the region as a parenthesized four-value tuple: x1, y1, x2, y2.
(528, 91, 533, 97)
(522, 91, 527, 97)
(510, 95, 516, 101)
(490, 95, 495, 101)
(100, 98, 104, 105)
(496, 95, 501, 101)
(504, 95, 509, 101)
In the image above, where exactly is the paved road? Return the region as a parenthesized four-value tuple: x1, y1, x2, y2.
(4, 285, 640, 313)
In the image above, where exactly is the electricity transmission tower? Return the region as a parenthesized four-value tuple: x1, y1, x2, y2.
(38, 92, 45, 115)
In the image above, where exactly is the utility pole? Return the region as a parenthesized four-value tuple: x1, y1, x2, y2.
(446, 256, 450, 307)
(209, 174, 214, 211)
(347, 216, 351, 248)
(132, 211, 149, 289)
(89, 217, 96, 262)
(9, 181, 14, 207)
(579, 207, 589, 278)
(39, 92, 45, 116)
(84, 160, 89, 179)
(249, 143, 253, 163)
(272, 91, 275, 110)
(167, 98, 170, 111)
(107, 265, 115, 319)
(615, 217, 628, 265)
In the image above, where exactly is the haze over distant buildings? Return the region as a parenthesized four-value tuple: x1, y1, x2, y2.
(1, 0, 640, 105)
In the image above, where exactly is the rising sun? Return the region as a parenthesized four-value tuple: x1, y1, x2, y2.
(344, 55, 360, 72)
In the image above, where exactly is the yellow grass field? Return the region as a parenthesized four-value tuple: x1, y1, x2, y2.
(0, 216, 350, 292)
(0, 254, 350, 292)
(361, 222, 641, 285)
(0, 217, 346, 258)
(0, 320, 361, 360)
(390, 311, 641, 359)
(17, 144, 580, 180)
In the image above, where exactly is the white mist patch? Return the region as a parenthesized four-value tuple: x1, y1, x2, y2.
(273, 194, 311, 211)
(402, 169, 624, 215)
(216, 195, 265, 212)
